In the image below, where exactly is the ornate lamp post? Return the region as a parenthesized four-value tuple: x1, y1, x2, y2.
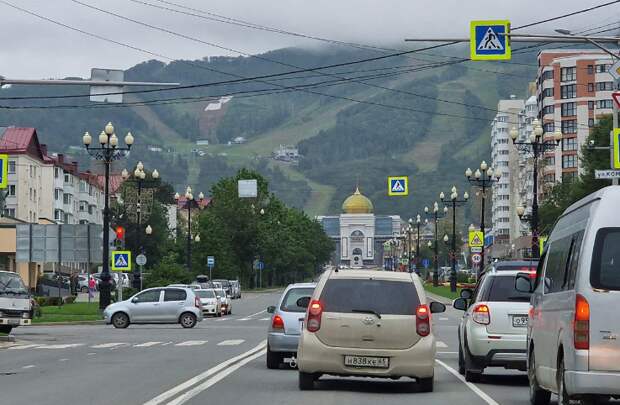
(174, 187, 204, 272)
(465, 161, 501, 273)
(425, 202, 448, 287)
(83, 122, 133, 309)
(440, 186, 469, 292)
(509, 120, 562, 259)
(406, 218, 415, 273)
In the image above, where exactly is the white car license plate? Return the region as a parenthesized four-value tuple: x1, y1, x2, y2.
(344, 355, 389, 368)
(7, 319, 20, 325)
(512, 315, 528, 327)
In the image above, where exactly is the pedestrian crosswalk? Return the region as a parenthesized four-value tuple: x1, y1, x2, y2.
(6, 339, 246, 351)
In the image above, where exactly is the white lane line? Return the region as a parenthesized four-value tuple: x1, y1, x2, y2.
(437, 351, 458, 354)
(436, 359, 499, 405)
(90, 342, 126, 349)
(58, 358, 69, 362)
(37, 344, 84, 349)
(439, 317, 449, 321)
(215, 318, 229, 322)
(175, 340, 207, 347)
(244, 309, 267, 319)
(87, 352, 97, 356)
(236, 318, 250, 321)
(22, 365, 36, 369)
(436, 341, 448, 348)
(8, 344, 40, 350)
(217, 340, 245, 346)
(168, 350, 265, 405)
(134, 341, 162, 348)
(259, 318, 269, 321)
(143, 340, 266, 405)
(161, 342, 173, 346)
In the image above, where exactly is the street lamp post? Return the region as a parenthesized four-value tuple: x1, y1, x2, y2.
(174, 188, 204, 272)
(510, 120, 562, 259)
(440, 187, 469, 292)
(121, 163, 159, 290)
(425, 202, 448, 287)
(83, 122, 133, 309)
(465, 161, 501, 273)
(406, 218, 414, 273)
(414, 214, 422, 275)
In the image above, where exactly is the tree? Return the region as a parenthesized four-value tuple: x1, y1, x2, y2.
(144, 252, 191, 288)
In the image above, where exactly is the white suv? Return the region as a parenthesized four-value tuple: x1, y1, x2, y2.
(454, 267, 535, 382)
(296, 269, 446, 391)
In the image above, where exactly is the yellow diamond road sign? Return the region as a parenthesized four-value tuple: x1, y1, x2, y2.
(470, 20, 511, 61)
(111, 251, 132, 271)
(469, 231, 484, 248)
(387, 176, 409, 196)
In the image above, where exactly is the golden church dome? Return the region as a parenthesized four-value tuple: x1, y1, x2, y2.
(342, 187, 373, 214)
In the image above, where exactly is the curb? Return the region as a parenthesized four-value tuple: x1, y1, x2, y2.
(425, 291, 454, 306)
(0, 335, 15, 342)
(32, 320, 105, 326)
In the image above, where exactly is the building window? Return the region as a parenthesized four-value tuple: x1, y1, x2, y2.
(596, 82, 614, 91)
(4, 208, 15, 217)
(54, 167, 60, 178)
(560, 84, 577, 99)
(543, 88, 554, 98)
(63, 194, 72, 205)
(544, 174, 556, 183)
(587, 64, 594, 74)
(545, 157, 555, 166)
(563, 171, 577, 182)
(588, 101, 595, 110)
(561, 67, 576, 82)
(33, 189, 36, 202)
(496, 115, 507, 122)
(542, 70, 553, 80)
(597, 99, 613, 109)
(561, 120, 577, 134)
(54, 209, 63, 221)
(542, 105, 554, 115)
(8, 184, 16, 196)
(79, 181, 87, 193)
(562, 137, 578, 151)
(63, 213, 69, 223)
(79, 201, 87, 212)
(561, 102, 576, 117)
(543, 122, 555, 133)
(562, 154, 577, 169)
(589, 118, 595, 127)
(596, 64, 611, 73)
(8, 161, 15, 174)
(588, 83, 594, 92)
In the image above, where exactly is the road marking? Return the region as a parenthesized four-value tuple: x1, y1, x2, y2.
(259, 318, 269, 321)
(236, 318, 250, 321)
(436, 359, 499, 405)
(134, 341, 162, 348)
(58, 358, 69, 362)
(87, 353, 97, 356)
(8, 344, 39, 350)
(22, 365, 36, 369)
(161, 342, 173, 346)
(436, 341, 448, 348)
(217, 340, 245, 346)
(143, 340, 266, 405)
(439, 317, 449, 321)
(90, 342, 126, 349)
(215, 318, 228, 322)
(175, 340, 207, 347)
(244, 309, 267, 319)
(37, 344, 84, 349)
(437, 351, 458, 354)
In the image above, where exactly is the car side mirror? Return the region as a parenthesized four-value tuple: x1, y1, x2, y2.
(267, 305, 276, 313)
(460, 288, 473, 300)
(429, 301, 446, 314)
(453, 297, 468, 311)
(296, 296, 311, 309)
(515, 273, 533, 293)
(131, 297, 139, 304)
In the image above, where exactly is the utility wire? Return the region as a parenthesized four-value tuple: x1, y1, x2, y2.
(511, 0, 620, 30)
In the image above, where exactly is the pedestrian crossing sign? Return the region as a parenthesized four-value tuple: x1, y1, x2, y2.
(0, 154, 7, 189)
(387, 176, 409, 196)
(111, 251, 132, 271)
(470, 20, 511, 61)
(469, 230, 484, 248)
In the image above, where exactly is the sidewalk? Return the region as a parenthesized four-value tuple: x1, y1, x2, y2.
(75, 292, 99, 303)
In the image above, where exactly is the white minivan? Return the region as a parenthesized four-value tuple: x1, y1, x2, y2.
(516, 186, 620, 404)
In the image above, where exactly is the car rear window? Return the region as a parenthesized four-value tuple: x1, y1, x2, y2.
(484, 275, 532, 302)
(591, 228, 620, 290)
(320, 279, 419, 315)
(195, 290, 215, 298)
(164, 289, 187, 301)
(280, 287, 314, 312)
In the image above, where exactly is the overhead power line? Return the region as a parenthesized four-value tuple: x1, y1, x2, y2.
(511, 0, 620, 30)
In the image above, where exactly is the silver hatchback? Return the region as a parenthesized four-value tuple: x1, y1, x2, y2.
(103, 287, 203, 328)
(266, 283, 316, 368)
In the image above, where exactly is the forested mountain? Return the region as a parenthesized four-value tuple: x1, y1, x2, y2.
(0, 44, 537, 217)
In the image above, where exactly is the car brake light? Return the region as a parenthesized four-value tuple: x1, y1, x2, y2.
(416, 304, 430, 337)
(272, 315, 284, 330)
(195, 297, 201, 308)
(574, 294, 590, 350)
(472, 304, 490, 325)
(306, 300, 323, 333)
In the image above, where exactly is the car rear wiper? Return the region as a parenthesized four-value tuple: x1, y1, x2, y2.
(352, 309, 382, 319)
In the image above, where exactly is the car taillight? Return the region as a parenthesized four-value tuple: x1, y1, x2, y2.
(272, 315, 284, 330)
(416, 304, 430, 337)
(306, 300, 323, 333)
(472, 304, 490, 325)
(574, 294, 590, 350)
(195, 297, 201, 308)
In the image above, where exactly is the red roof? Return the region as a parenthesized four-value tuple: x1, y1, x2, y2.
(0, 127, 48, 162)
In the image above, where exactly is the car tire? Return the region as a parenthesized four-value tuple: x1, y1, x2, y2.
(557, 357, 574, 405)
(298, 371, 315, 390)
(0, 325, 13, 334)
(528, 350, 551, 405)
(458, 344, 465, 375)
(266, 346, 282, 369)
(180, 312, 197, 329)
(217, 311, 222, 317)
(111, 312, 129, 329)
(418, 376, 434, 392)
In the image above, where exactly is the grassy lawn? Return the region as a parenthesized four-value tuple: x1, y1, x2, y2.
(424, 284, 461, 301)
(34, 302, 102, 324)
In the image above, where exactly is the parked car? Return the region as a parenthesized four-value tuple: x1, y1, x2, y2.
(453, 267, 535, 382)
(103, 287, 203, 328)
(229, 280, 241, 299)
(267, 282, 315, 369)
(296, 268, 446, 391)
(168, 284, 201, 290)
(36, 272, 71, 297)
(214, 288, 232, 315)
(195, 289, 221, 317)
(92, 273, 117, 290)
(516, 186, 620, 405)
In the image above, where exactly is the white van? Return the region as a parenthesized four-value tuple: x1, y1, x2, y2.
(516, 186, 620, 404)
(0, 271, 32, 334)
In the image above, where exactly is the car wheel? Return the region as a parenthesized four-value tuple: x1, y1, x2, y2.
(529, 350, 551, 405)
(180, 312, 197, 329)
(458, 344, 465, 375)
(418, 376, 434, 392)
(266, 345, 282, 369)
(0, 325, 13, 334)
(298, 372, 315, 390)
(111, 312, 129, 329)
(558, 357, 576, 405)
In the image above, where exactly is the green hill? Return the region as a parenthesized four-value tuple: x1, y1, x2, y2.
(0, 45, 536, 218)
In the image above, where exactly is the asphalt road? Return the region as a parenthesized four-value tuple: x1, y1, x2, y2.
(0, 291, 541, 405)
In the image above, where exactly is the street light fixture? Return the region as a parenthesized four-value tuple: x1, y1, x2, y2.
(441, 186, 469, 292)
(509, 119, 561, 259)
(83, 122, 133, 310)
(465, 160, 501, 273)
(425, 201, 447, 287)
(175, 187, 205, 272)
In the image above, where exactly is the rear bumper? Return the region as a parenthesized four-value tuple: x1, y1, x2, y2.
(268, 332, 299, 353)
(0, 318, 31, 326)
(202, 305, 218, 316)
(467, 325, 527, 369)
(298, 331, 435, 378)
(565, 370, 620, 396)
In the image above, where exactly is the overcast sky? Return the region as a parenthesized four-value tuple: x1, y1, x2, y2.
(1, 0, 618, 78)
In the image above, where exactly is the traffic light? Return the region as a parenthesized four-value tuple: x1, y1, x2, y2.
(115, 226, 125, 241)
